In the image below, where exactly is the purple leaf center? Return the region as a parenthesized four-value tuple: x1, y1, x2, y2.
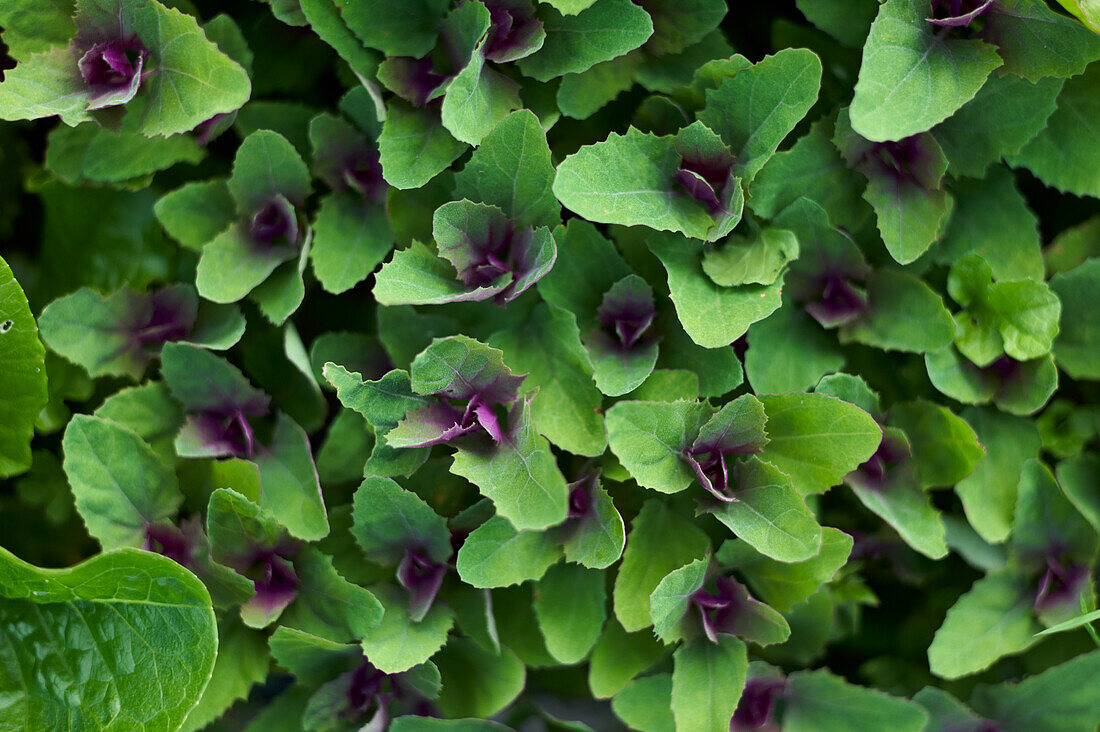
(804, 275, 869, 329)
(597, 283, 656, 350)
(343, 148, 386, 202)
(676, 149, 735, 215)
(397, 549, 447, 621)
(79, 39, 147, 90)
(1033, 556, 1089, 613)
(690, 575, 746, 643)
(143, 522, 193, 567)
(730, 676, 788, 730)
(249, 197, 298, 247)
(483, 0, 543, 62)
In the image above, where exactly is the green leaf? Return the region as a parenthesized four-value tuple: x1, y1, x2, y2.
(926, 347, 1059, 415)
(888, 400, 985, 487)
(229, 129, 312, 212)
(453, 110, 561, 229)
(62, 414, 183, 550)
(341, 0, 450, 57)
(181, 621, 269, 732)
(588, 619, 666, 698)
(451, 399, 570, 532)
(671, 635, 747, 732)
(0, 547, 217, 732)
(746, 300, 844, 395)
(1058, 453, 1100, 534)
(649, 232, 783, 347)
(612, 674, 675, 732)
(1051, 259, 1100, 380)
(707, 457, 824, 562)
(538, 219, 632, 320)
(0, 46, 91, 127)
(299, 0, 379, 77)
(556, 53, 642, 120)
(1012, 459, 1096, 566)
(155, 180, 237, 251)
(252, 413, 328, 541)
(533, 563, 607, 663)
(0, 256, 47, 478)
(351, 476, 451, 565)
(378, 101, 468, 190)
(310, 192, 394, 294)
(649, 557, 708, 643)
(280, 547, 384, 642)
(456, 515, 562, 587)
(490, 304, 606, 456)
(697, 48, 822, 183)
(784, 668, 929, 732)
(441, 44, 521, 146)
(1008, 63, 1100, 199)
(552, 127, 732, 241)
(605, 399, 712, 494)
(717, 527, 854, 611)
(196, 225, 295, 304)
(702, 225, 799, 287)
(849, 0, 1002, 142)
(969, 649, 1100, 732)
(374, 241, 506, 306)
(756, 392, 882, 495)
(561, 478, 626, 569)
(986, 0, 1100, 81)
(46, 122, 205, 185)
(269, 626, 359, 686)
(848, 470, 948, 559)
(360, 584, 455, 673)
(927, 567, 1039, 679)
(613, 500, 711, 631)
(518, 0, 653, 80)
(935, 166, 1044, 281)
(840, 269, 955, 353)
(434, 638, 525, 719)
(0, 0, 74, 62)
(94, 382, 185, 464)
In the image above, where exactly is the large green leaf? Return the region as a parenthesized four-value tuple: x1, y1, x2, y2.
(745, 300, 844, 395)
(697, 48, 822, 183)
(969, 649, 1100, 732)
(756, 392, 882, 495)
(533, 563, 607, 663)
(849, 0, 1002, 142)
(455, 516, 562, 587)
(309, 192, 394, 295)
(671, 635, 747, 732)
(351, 476, 451, 565)
(0, 256, 47, 478)
(613, 500, 710, 631)
(784, 668, 929, 732)
(440, 41, 521, 146)
(61, 414, 182, 550)
(378, 102, 467, 190)
(588, 619, 665, 699)
(0, 546, 217, 731)
(927, 568, 1039, 679)
(434, 638, 525, 719)
(340, 0, 450, 57)
(360, 584, 454, 674)
(518, 0, 654, 80)
(605, 400, 712, 494)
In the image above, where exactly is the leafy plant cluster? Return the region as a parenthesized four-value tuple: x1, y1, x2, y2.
(1, 0, 1099, 730)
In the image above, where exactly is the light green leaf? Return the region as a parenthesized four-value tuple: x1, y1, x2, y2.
(453, 109, 561, 229)
(671, 635, 747, 732)
(310, 192, 394, 294)
(927, 567, 1039, 680)
(986, 0, 1100, 81)
(374, 241, 506, 306)
(253, 413, 329, 542)
(538, 219, 631, 320)
(849, 0, 1002, 142)
(784, 668, 929, 732)
(702, 226, 799, 287)
(0, 256, 47, 478)
(562, 478, 626, 569)
(0, 46, 90, 126)
(534, 564, 607, 663)
(1008, 62, 1100, 199)
(848, 470, 948, 559)
(340, 0, 450, 57)
(969, 649, 1100, 732)
(697, 48, 822, 183)
(155, 180, 237, 251)
(441, 44, 521, 146)
(649, 232, 783, 347)
(378, 101, 468, 190)
(455, 515, 562, 588)
(1050, 259, 1100, 380)
(62, 414, 182, 550)
(707, 457, 824, 562)
(840, 269, 955, 353)
(229, 129, 312, 212)
(490, 304, 606, 456)
(756, 392, 882, 495)
(360, 584, 455, 674)
(605, 400, 712, 494)
(181, 621, 269, 732)
(649, 557, 708, 643)
(0, 547, 217, 732)
(745, 300, 844, 395)
(450, 399, 570, 532)
(280, 548, 384, 643)
(518, 0, 653, 80)
(552, 127, 728, 241)
(352, 476, 451, 565)
(613, 500, 711, 631)
(196, 225, 294, 304)
(955, 407, 1042, 544)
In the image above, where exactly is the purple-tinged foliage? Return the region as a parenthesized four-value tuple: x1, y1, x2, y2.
(675, 122, 738, 217)
(730, 676, 788, 731)
(228, 541, 302, 623)
(927, 0, 995, 27)
(77, 38, 149, 110)
(841, 132, 942, 192)
(1032, 557, 1090, 615)
(846, 427, 912, 491)
(248, 195, 299, 248)
(143, 520, 193, 567)
(378, 56, 449, 107)
(596, 276, 657, 350)
(689, 575, 776, 644)
(683, 395, 768, 502)
(482, 0, 545, 63)
(396, 549, 447, 621)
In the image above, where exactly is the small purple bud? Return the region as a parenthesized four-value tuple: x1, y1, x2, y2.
(730, 676, 788, 731)
(193, 409, 258, 459)
(676, 150, 734, 216)
(685, 448, 735, 503)
(134, 289, 196, 350)
(482, 0, 543, 63)
(1033, 557, 1089, 613)
(397, 549, 447, 622)
(143, 522, 192, 566)
(347, 661, 388, 718)
(805, 276, 868, 329)
(568, 481, 593, 519)
(597, 279, 656, 350)
(78, 39, 149, 110)
(342, 149, 385, 202)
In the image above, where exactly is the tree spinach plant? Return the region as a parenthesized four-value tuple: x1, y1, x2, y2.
(1, 0, 1099, 730)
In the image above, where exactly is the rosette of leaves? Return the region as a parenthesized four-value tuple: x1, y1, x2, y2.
(38, 283, 245, 381)
(156, 129, 313, 324)
(373, 199, 556, 307)
(928, 460, 1098, 679)
(0, 0, 251, 136)
(817, 374, 985, 559)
